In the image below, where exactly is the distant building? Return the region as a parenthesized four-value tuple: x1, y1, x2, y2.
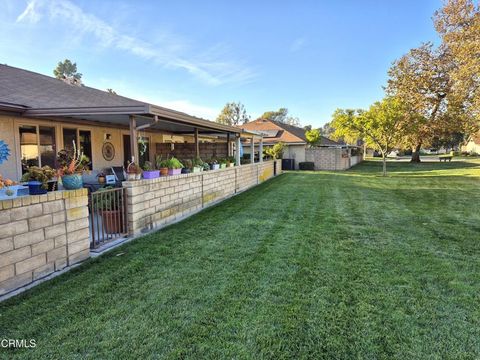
(462, 131, 480, 154)
(241, 118, 341, 169)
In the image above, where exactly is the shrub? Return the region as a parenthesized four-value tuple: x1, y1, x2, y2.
(166, 157, 183, 169)
(299, 162, 315, 170)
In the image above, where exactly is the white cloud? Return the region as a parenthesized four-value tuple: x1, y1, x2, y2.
(290, 37, 307, 52)
(16, 0, 41, 23)
(16, 0, 255, 86)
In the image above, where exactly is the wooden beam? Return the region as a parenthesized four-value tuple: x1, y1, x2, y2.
(227, 133, 231, 156)
(194, 127, 199, 158)
(129, 115, 139, 165)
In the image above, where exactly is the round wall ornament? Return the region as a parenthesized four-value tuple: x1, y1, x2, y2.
(102, 142, 115, 161)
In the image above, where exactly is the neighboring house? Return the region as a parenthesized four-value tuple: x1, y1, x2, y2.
(0, 64, 259, 182)
(240, 118, 340, 169)
(462, 132, 480, 154)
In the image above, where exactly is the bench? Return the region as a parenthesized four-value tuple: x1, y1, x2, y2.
(439, 155, 453, 162)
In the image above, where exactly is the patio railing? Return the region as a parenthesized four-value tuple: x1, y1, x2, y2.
(89, 187, 128, 248)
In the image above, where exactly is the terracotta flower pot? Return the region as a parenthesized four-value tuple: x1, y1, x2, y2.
(101, 210, 124, 234)
(159, 167, 169, 176)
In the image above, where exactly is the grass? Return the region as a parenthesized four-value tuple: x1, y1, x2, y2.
(1, 159, 480, 359)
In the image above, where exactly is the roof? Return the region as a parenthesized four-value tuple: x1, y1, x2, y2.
(0, 64, 144, 109)
(0, 64, 257, 136)
(241, 118, 340, 146)
(470, 131, 480, 144)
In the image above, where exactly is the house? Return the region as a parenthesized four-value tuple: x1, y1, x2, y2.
(0, 64, 263, 182)
(240, 118, 341, 169)
(462, 131, 480, 155)
(0, 64, 282, 297)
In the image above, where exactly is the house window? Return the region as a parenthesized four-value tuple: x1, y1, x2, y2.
(62, 128, 93, 168)
(19, 125, 56, 174)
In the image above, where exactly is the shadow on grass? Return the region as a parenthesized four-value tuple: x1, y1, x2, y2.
(349, 160, 480, 173)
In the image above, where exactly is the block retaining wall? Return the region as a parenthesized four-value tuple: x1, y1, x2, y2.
(0, 189, 90, 295)
(124, 160, 281, 235)
(0, 161, 281, 297)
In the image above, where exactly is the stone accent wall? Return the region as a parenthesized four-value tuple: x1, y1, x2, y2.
(0, 189, 90, 295)
(124, 160, 281, 235)
(156, 142, 228, 161)
(305, 148, 363, 170)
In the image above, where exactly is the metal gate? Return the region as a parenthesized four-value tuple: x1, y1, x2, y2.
(89, 187, 128, 248)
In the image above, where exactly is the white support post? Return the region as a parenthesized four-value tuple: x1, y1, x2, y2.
(251, 137, 255, 164)
(235, 136, 241, 166)
(129, 115, 139, 164)
(259, 138, 263, 163)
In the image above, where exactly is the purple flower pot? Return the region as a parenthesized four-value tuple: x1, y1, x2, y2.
(168, 168, 182, 175)
(142, 170, 160, 179)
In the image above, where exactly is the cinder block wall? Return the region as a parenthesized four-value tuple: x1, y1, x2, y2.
(305, 148, 362, 170)
(124, 160, 281, 235)
(156, 143, 228, 161)
(0, 189, 90, 295)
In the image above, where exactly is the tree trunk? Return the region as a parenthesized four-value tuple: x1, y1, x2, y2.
(382, 154, 387, 176)
(410, 143, 422, 163)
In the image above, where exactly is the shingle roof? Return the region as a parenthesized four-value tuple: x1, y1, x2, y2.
(0, 64, 146, 109)
(241, 118, 341, 146)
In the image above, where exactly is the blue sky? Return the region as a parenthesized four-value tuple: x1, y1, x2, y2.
(0, 0, 441, 127)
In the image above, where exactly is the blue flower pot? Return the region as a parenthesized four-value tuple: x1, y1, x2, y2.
(28, 181, 47, 195)
(62, 174, 83, 190)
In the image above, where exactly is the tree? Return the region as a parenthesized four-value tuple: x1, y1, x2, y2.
(331, 98, 405, 176)
(216, 102, 250, 126)
(431, 131, 466, 151)
(106, 88, 117, 95)
(320, 122, 335, 139)
(53, 59, 82, 80)
(434, 0, 480, 129)
(260, 108, 301, 126)
(386, 43, 464, 162)
(265, 142, 285, 160)
(305, 128, 321, 147)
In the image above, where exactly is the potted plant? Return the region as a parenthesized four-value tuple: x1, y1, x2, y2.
(155, 155, 169, 177)
(219, 158, 227, 169)
(181, 159, 192, 174)
(97, 171, 106, 184)
(192, 157, 204, 173)
(93, 186, 124, 234)
(226, 156, 236, 167)
(21, 166, 56, 195)
(142, 161, 160, 179)
(56, 142, 90, 190)
(202, 162, 210, 171)
(166, 157, 183, 175)
(209, 159, 220, 170)
(126, 161, 140, 181)
(0, 175, 20, 199)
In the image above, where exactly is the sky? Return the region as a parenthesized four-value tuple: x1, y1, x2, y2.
(0, 0, 442, 127)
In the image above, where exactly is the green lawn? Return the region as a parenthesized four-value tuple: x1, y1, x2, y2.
(1, 160, 480, 359)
